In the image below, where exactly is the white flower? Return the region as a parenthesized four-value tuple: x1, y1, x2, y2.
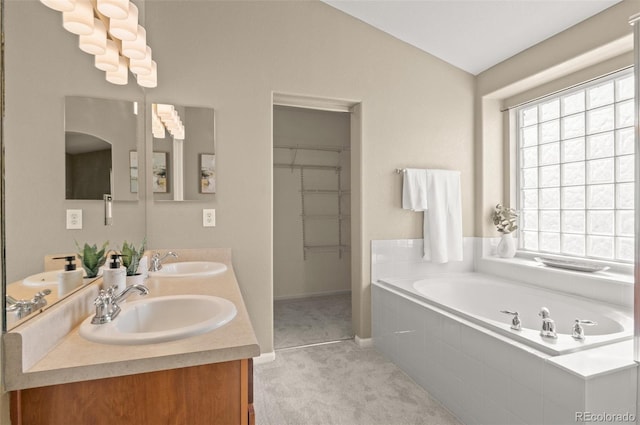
(491, 203, 519, 234)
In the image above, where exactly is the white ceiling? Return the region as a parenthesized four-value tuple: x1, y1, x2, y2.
(322, 0, 624, 75)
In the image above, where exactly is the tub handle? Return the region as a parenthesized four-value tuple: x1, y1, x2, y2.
(500, 310, 521, 331)
(572, 319, 597, 340)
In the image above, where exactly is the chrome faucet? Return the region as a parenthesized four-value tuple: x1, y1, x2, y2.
(572, 319, 597, 340)
(91, 284, 149, 324)
(149, 251, 178, 272)
(7, 289, 52, 319)
(539, 307, 557, 339)
(500, 310, 521, 330)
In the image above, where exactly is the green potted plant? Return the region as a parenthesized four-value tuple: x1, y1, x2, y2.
(75, 241, 109, 278)
(491, 203, 519, 258)
(120, 239, 147, 285)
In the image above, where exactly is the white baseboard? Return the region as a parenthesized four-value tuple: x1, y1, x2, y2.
(274, 289, 351, 302)
(355, 335, 372, 348)
(253, 351, 276, 365)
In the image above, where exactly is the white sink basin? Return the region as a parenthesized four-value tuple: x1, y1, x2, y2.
(22, 270, 60, 287)
(79, 295, 237, 345)
(149, 261, 227, 278)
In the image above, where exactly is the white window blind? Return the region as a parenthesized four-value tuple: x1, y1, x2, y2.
(517, 69, 635, 263)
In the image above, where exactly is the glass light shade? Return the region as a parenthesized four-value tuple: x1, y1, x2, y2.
(173, 128, 185, 140)
(40, 0, 75, 12)
(122, 26, 147, 60)
(62, 0, 94, 35)
(108, 2, 138, 41)
(137, 61, 157, 88)
(79, 19, 107, 55)
(97, 0, 130, 19)
(95, 39, 119, 72)
(129, 46, 152, 75)
(106, 56, 128, 85)
(156, 103, 174, 118)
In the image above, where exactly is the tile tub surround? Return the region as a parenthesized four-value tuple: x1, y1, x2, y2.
(372, 282, 638, 425)
(372, 237, 634, 308)
(371, 238, 476, 282)
(4, 248, 260, 390)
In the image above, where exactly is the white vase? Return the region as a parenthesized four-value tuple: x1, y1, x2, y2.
(497, 233, 517, 258)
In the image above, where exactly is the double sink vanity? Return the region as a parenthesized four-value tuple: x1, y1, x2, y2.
(3, 248, 260, 425)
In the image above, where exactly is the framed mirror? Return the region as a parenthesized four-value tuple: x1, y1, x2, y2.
(151, 104, 215, 201)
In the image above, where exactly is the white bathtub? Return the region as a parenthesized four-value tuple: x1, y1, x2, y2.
(378, 272, 632, 356)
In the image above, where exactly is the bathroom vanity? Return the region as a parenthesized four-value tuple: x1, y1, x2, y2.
(4, 249, 260, 425)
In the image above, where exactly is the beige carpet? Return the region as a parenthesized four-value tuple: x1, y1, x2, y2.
(254, 340, 462, 425)
(274, 293, 353, 349)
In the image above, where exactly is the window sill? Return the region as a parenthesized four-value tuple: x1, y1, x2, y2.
(476, 252, 633, 308)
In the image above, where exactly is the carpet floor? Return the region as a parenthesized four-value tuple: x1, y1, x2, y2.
(254, 340, 462, 425)
(274, 293, 353, 349)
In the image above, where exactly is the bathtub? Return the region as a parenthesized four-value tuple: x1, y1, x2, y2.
(377, 272, 632, 356)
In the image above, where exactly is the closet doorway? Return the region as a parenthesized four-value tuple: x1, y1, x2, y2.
(273, 99, 354, 350)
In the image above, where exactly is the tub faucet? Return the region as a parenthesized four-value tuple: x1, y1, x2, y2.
(149, 251, 178, 272)
(91, 284, 149, 324)
(572, 319, 597, 340)
(500, 310, 521, 331)
(539, 307, 557, 339)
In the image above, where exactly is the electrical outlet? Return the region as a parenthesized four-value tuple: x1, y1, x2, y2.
(203, 209, 215, 227)
(66, 209, 83, 230)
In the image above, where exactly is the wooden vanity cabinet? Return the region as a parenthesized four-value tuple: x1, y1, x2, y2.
(11, 358, 254, 425)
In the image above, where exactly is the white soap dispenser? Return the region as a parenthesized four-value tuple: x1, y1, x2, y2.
(103, 254, 126, 292)
(54, 256, 83, 297)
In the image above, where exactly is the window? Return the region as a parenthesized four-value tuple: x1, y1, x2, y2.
(516, 69, 634, 263)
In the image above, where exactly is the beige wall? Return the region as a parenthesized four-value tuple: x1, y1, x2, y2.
(475, 0, 638, 236)
(143, 0, 475, 351)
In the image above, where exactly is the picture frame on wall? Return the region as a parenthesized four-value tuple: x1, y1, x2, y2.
(153, 151, 168, 193)
(200, 153, 216, 194)
(129, 151, 138, 193)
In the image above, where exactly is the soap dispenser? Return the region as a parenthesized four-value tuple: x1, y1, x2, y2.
(54, 256, 83, 297)
(103, 254, 126, 292)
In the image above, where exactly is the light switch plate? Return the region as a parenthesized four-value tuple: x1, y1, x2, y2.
(66, 209, 83, 230)
(203, 209, 215, 227)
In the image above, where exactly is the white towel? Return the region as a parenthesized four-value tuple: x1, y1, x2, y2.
(402, 169, 429, 211)
(422, 169, 463, 263)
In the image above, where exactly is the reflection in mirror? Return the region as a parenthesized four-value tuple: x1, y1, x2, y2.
(65, 96, 139, 201)
(6, 256, 101, 329)
(151, 104, 215, 201)
(5, 96, 143, 331)
(65, 132, 112, 200)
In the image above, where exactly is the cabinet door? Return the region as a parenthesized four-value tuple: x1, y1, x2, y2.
(12, 360, 251, 425)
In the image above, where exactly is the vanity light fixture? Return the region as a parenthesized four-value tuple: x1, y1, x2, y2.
(97, 0, 130, 20)
(121, 25, 147, 60)
(153, 103, 185, 140)
(78, 18, 107, 55)
(130, 46, 152, 75)
(94, 39, 119, 71)
(39, 0, 157, 88)
(62, 0, 94, 35)
(40, 0, 75, 12)
(108, 2, 139, 41)
(106, 56, 128, 85)
(137, 60, 158, 88)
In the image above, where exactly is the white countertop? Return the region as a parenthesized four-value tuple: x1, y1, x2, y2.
(3, 248, 260, 391)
